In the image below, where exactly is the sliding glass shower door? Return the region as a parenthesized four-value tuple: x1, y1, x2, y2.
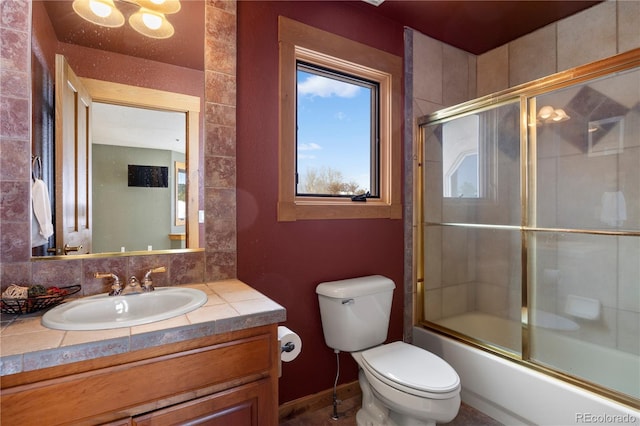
(418, 53, 640, 405)
(527, 67, 640, 399)
(422, 101, 522, 354)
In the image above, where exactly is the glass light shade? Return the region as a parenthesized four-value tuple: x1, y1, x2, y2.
(537, 105, 555, 120)
(551, 108, 570, 122)
(133, 0, 181, 14)
(72, 0, 125, 28)
(89, 0, 111, 17)
(129, 8, 174, 39)
(142, 12, 162, 30)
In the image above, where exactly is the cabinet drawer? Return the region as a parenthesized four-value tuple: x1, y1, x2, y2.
(133, 378, 273, 426)
(1, 334, 273, 425)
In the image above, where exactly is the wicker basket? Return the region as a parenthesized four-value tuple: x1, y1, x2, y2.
(0, 285, 81, 315)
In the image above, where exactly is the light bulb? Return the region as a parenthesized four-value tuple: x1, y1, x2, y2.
(538, 105, 554, 120)
(142, 12, 163, 30)
(552, 109, 569, 122)
(134, 0, 180, 14)
(129, 7, 174, 38)
(73, 0, 124, 27)
(89, 0, 112, 17)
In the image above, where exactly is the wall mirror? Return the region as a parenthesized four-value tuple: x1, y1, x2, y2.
(31, 0, 204, 258)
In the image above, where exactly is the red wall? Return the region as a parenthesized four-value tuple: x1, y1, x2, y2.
(236, 1, 405, 404)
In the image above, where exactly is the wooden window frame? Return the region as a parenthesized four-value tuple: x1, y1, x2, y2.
(278, 16, 402, 221)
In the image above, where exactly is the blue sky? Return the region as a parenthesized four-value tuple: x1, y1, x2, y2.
(296, 69, 372, 193)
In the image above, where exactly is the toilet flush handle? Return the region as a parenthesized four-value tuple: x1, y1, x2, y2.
(342, 298, 355, 305)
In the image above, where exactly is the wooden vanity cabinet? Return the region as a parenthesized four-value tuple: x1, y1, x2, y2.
(132, 378, 272, 425)
(0, 325, 279, 426)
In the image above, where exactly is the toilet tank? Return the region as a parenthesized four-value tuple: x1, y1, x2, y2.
(316, 275, 395, 352)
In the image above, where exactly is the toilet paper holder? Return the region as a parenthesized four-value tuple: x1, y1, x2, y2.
(277, 325, 302, 365)
(281, 342, 296, 353)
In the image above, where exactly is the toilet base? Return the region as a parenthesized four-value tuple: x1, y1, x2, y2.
(356, 370, 396, 426)
(356, 408, 436, 426)
(354, 359, 460, 426)
(356, 367, 441, 426)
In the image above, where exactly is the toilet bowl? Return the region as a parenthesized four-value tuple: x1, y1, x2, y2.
(316, 276, 461, 426)
(353, 342, 460, 426)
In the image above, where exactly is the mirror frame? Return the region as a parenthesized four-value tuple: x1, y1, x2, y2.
(36, 78, 201, 259)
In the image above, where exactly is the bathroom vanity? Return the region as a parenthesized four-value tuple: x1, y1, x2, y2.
(0, 280, 285, 425)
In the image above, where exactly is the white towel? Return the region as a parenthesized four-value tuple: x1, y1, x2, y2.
(31, 178, 53, 247)
(600, 191, 627, 227)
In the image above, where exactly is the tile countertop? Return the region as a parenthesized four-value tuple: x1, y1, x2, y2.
(0, 280, 286, 377)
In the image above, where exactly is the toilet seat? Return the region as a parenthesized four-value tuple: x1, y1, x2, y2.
(360, 341, 460, 399)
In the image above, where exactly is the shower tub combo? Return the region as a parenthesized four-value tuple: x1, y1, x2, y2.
(415, 49, 640, 421)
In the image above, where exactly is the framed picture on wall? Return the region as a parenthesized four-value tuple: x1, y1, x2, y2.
(588, 116, 624, 156)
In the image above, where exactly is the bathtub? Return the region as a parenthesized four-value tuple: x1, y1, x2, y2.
(413, 313, 640, 425)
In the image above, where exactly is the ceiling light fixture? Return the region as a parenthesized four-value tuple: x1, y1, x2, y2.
(73, 0, 125, 28)
(135, 0, 180, 14)
(72, 0, 180, 39)
(362, 0, 385, 6)
(536, 105, 571, 125)
(129, 7, 174, 39)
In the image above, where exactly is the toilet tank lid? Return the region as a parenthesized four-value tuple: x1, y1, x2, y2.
(316, 275, 395, 299)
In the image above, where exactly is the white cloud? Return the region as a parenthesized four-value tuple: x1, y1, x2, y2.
(334, 111, 347, 121)
(298, 153, 316, 160)
(298, 142, 322, 151)
(298, 75, 359, 98)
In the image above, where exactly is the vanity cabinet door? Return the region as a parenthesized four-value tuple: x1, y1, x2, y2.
(1, 328, 277, 425)
(132, 378, 273, 426)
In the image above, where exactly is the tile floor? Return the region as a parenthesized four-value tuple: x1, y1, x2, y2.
(280, 395, 503, 426)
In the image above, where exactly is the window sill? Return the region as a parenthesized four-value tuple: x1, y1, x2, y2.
(278, 198, 402, 221)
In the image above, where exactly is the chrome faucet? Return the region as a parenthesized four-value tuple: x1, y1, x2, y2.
(141, 266, 166, 292)
(96, 266, 165, 296)
(122, 276, 143, 295)
(95, 272, 122, 296)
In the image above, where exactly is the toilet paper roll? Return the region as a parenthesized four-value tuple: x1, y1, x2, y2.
(278, 326, 302, 362)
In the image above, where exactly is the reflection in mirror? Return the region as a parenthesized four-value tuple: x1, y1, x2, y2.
(175, 161, 187, 227)
(588, 116, 624, 156)
(31, 0, 204, 257)
(92, 103, 186, 253)
(437, 102, 520, 202)
(442, 115, 481, 198)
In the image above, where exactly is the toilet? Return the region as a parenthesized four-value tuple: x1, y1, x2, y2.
(316, 275, 461, 426)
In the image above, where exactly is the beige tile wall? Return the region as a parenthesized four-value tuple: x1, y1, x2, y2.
(411, 0, 640, 327)
(478, 0, 637, 95)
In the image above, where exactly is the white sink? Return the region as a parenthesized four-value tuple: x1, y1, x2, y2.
(42, 287, 207, 331)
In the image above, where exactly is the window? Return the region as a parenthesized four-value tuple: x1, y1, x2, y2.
(296, 62, 379, 198)
(438, 102, 519, 203)
(442, 114, 480, 198)
(278, 16, 402, 221)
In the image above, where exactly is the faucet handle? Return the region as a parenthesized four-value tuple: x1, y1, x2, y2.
(95, 272, 122, 296)
(142, 266, 166, 292)
(145, 266, 166, 277)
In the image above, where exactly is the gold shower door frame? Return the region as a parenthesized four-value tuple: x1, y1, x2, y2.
(415, 48, 640, 409)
